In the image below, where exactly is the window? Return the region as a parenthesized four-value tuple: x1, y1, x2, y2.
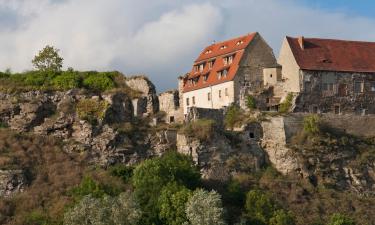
(225, 88, 228, 96)
(192, 96, 195, 105)
(217, 71, 222, 79)
(249, 132, 255, 139)
(354, 81, 364, 93)
(219, 90, 222, 98)
(186, 98, 190, 106)
(236, 40, 244, 45)
(194, 65, 199, 72)
(205, 49, 212, 54)
(199, 64, 204, 72)
(371, 82, 375, 92)
(334, 105, 340, 114)
(203, 74, 209, 82)
(208, 92, 211, 101)
(222, 69, 228, 78)
(220, 45, 227, 50)
(223, 55, 234, 66)
(208, 60, 215, 69)
(270, 74, 273, 78)
(169, 116, 175, 123)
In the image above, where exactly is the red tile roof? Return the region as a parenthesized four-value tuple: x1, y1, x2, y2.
(183, 33, 257, 93)
(287, 36, 375, 73)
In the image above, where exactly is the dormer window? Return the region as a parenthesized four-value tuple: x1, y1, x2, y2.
(223, 55, 234, 66)
(203, 74, 209, 82)
(194, 65, 199, 73)
(217, 69, 228, 79)
(236, 40, 244, 45)
(199, 64, 204, 72)
(205, 49, 212, 54)
(220, 45, 227, 50)
(208, 60, 215, 69)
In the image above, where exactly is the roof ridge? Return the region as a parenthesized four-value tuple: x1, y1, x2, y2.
(288, 36, 375, 44)
(207, 32, 258, 46)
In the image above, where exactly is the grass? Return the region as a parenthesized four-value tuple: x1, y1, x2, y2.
(179, 119, 216, 142)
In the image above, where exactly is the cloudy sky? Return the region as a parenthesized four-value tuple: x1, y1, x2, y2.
(1, 0, 375, 92)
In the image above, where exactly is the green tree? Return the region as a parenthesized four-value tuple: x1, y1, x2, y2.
(303, 115, 321, 134)
(64, 191, 141, 225)
(32, 45, 63, 72)
(269, 210, 296, 225)
(185, 189, 226, 225)
(244, 190, 278, 225)
(279, 93, 293, 113)
(328, 213, 356, 225)
(225, 105, 243, 130)
(158, 182, 192, 225)
(132, 152, 200, 225)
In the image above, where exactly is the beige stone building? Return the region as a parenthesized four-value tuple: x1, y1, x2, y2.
(275, 36, 375, 114)
(181, 32, 277, 114)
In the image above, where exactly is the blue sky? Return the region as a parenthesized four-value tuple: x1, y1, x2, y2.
(301, 0, 375, 18)
(0, 0, 375, 92)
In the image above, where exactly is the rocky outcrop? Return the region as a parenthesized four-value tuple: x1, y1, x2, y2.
(0, 170, 26, 197)
(125, 76, 159, 116)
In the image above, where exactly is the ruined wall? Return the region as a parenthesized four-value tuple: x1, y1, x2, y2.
(294, 71, 375, 114)
(158, 90, 183, 123)
(185, 107, 224, 126)
(125, 76, 159, 115)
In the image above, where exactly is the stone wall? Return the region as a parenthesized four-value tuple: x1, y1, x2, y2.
(125, 76, 159, 116)
(158, 90, 183, 123)
(185, 107, 224, 126)
(294, 71, 375, 114)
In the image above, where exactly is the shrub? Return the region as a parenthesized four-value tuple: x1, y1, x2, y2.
(279, 93, 293, 113)
(23, 71, 53, 87)
(76, 98, 109, 125)
(52, 71, 81, 90)
(246, 95, 256, 110)
(244, 190, 278, 225)
(64, 191, 141, 225)
(132, 152, 200, 224)
(83, 72, 115, 91)
(224, 105, 244, 130)
(328, 213, 356, 225)
(180, 119, 215, 141)
(269, 210, 296, 225)
(70, 176, 108, 199)
(185, 189, 226, 225)
(158, 182, 192, 225)
(303, 115, 321, 134)
(109, 164, 134, 183)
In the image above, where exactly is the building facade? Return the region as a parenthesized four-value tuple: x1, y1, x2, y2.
(181, 32, 277, 114)
(276, 36, 375, 114)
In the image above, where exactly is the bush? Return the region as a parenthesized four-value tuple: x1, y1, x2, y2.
(303, 115, 321, 134)
(132, 152, 200, 224)
(225, 105, 244, 130)
(23, 71, 54, 87)
(83, 72, 115, 91)
(269, 210, 296, 225)
(52, 71, 81, 90)
(109, 164, 134, 183)
(244, 190, 278, 225)
(279, 93, 293, 113)
(180, 119, 215, 141)
(246, 95, 256, 110)
(76, 98, 109, 125)
(185, 189, 226, 225)
(328, 213, 356, 225)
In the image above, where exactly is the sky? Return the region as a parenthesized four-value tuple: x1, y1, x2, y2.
(0, 0, 375, 92)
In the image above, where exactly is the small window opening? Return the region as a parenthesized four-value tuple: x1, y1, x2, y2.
(249, 132, 255, 139)
(169, 116, 175, 123)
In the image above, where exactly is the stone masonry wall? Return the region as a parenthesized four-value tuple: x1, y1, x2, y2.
(158, 90, 183, 123)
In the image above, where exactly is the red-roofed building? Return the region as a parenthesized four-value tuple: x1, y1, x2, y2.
(276, 36, 375, 114)
(181, 32, 277, 114)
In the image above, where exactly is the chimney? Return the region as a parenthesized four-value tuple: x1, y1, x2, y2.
(298, 36, 305, 50)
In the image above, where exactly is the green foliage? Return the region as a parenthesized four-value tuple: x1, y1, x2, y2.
(32, 45, 63, 72)
(303, 115, 321, 134)
(158, 182, 192, 225)
(328, 213, 356, 225)
(224, 179, 245, 206)
(71, 176, 119, 200)
(244, 190, 278, 225)
(279, 93, 293, 113)
(52, 70, 81, 90)
(269, 210, 296, 225)
(23, 71, 55, 87)
(246, 95, 256, 110)
(24, 210, 49, 225)
(225, 105, 244, 130)
(132, 152, 200, 224)
(109, 164, 134, 183)
(64, 192, 141, 225)
(83, 72, 116, 91)
(76, 98, 109, 125)
(185, 189, 226, 225)
(179, 119, 215, 141)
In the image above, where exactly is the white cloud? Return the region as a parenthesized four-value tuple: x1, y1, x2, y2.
(0, 0, 375, 91)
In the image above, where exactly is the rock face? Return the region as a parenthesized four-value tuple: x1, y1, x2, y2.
(0, 170, 26, 197)
(177, 127, 265, 181)
(125, 76, 159, 116)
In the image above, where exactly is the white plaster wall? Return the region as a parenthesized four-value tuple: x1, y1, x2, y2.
(277, 38, 301, 93)
(182, 81, 235, 114)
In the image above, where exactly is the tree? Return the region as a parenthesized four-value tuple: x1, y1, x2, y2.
(32, 45, 63, 72)
(246, 95, 256, 110)
(158, 182, 192, 225)
(269, 210, 296, 225)
(244, 190, 278, 225)
(328, 213, 356, 225)
(185, 189, 226, 225)
(132, 152, 200, 225)
(64, 192, 141, 225)
(224, 105, 243, 130)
